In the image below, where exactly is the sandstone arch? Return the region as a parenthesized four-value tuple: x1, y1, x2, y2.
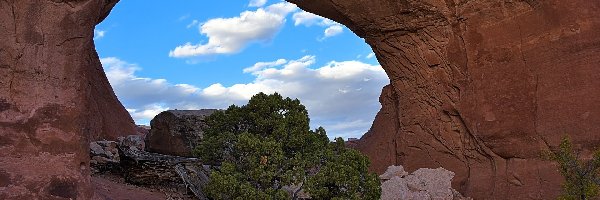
(1, 0, 600, 199)
(0, 0, 134, 199)
(288, 0, 600, 199)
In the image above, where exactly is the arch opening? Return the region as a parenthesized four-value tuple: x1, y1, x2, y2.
(95, 1, 390, 140)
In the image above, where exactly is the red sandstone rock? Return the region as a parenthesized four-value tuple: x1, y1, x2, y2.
(1, 0, 598, 199)
(288, 0, 600, 199)
(0, 0, 134, 199)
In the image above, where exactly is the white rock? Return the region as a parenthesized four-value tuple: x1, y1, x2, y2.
(380, 165, 409, 180)
(380, 165, 466, 200)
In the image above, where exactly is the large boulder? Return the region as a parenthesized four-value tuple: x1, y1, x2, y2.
(288, 0, 600, 199)
(0, 0, 135, 199)
(380, 165, 470, 200)
(146, 109, 217, 157)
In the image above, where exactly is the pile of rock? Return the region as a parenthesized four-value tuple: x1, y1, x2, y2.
(88, 109, 221, 199)
(90, 134, 210, 200)
(118, 135, 145, 152)
(90, 141, 120, 173)
(89, 135, 147, 174)
(380, 165, 471, 200)
(119, 144, 206, 186)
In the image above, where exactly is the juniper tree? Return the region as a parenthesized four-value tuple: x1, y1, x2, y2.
(194, 92, 380, 199)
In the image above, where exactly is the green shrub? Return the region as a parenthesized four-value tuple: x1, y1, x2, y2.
(544, 136, 600, 200)
(194, 92, 380, 200)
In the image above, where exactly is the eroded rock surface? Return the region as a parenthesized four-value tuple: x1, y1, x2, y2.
(90, 141, 120, 173)
(380, 165, 470, 200)
(146, 109, 217, 157)
(119, 143, 206, 186)
(119, 134, 146, 152)
(90, 137, 208, 199)
(0, 0, 134, 199)
(288, 0, 600, 199)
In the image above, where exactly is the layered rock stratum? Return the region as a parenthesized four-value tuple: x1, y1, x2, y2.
(288, 0, 600, 199)
(0, 0, 134, 199)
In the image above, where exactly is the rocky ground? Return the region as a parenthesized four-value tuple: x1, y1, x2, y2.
(92, 173, 196, 200)
(92, 174, 165, 200)
(89, 132, 470, 199)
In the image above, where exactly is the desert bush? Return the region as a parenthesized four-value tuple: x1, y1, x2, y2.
(544, 136, 600, 200)
(194, 92, 380, 200)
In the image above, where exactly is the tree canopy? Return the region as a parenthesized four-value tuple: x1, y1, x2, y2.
(544, 136, 600, 200)
(194, 92, 380, 199)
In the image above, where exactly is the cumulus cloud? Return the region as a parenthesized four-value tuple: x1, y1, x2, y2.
(249, 0, 268, 7)
(127, 104, 170, 122)
(292, 11, 323, 26)
(292, 10, 344, 39)
(101, 56, 389, 139)
(169, 2, 297, 58)
(324, 25, 343, 38)
(94, 29, 106, 40)
(243, 59, 287, 73)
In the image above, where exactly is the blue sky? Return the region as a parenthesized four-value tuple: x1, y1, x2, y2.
(95, 0, 389, 139)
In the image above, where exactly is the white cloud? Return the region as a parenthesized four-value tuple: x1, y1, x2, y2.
(265, 2, 297, 16)
(249, 0, 267, 7)
(94, 29, 106, 40)
(366, 53, 375, 59)
(100, 57, 203, 109)
(243, 59, 287, 73)
(102, 56, 389, 139)
(292, 11, 323, 26)
(326, 120, 374, 139)
(292, 11, 337, 27)
(127, 104, 170, 122)
(292, 10, 344, 39)
(317, 60, 382, 79)
(324, 25, 343, 38)
(178, 14, 191, 21)
(186, 20, 199, 29)
(169, 2, 297, 58)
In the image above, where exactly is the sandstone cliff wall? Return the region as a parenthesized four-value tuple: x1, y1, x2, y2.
(288, 0, 600, 199)
(1, 0, 598, 199)
(0, 0, 135, 199)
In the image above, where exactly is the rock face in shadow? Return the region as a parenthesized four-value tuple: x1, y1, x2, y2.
(0, 0, 135, 199)
(146, 110, 217, 157)
(288, 0, 600, 199)
(90, 141, 121, 173)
